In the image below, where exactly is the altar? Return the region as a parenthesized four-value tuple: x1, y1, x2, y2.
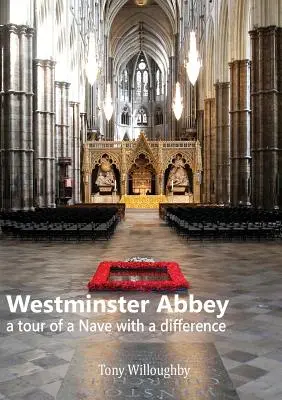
(119, 195, 168, 209)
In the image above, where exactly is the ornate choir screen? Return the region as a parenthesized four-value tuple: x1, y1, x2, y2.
(82, 133, 202, 204)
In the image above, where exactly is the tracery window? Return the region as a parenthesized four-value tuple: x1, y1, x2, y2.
(121, 106, 130, 125)
(156, 69, 162, 96)
(136, 71, 142, 96)
(136, 107, 148, 126)
(143, 71, 148, 96)
(155, 107, 163, 125)
(120, 69, 129, 100)
(135, 55, 149, 98)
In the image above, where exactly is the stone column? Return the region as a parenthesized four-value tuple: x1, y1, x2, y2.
(196, 110, 204, 202)
(168, 56, 176, 140)
(250, 26, 282, 209)
(83, 172, 91, 204)
(203, 98, 216, 203)
(80, 112, 88, 143)
(215, 82, 230, 204)
(0, 24, 34, 210)
(69, 102, 81, 204)
(55, 81, 71, 203)
(120, 142, 127, 196)
(33, 59, 56, 208)
(192, 172, 200, 204)
(229, 60, 251, 205)
(81, 144, 90, 203)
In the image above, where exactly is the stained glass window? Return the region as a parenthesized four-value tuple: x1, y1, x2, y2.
(135, 55, 149, 98)
(120, 69, 129, 100)
(156, 69, 161, 96)
(136, 71, 142, 96)
(136, 107, 148, 126)
(143, 71, 148, 97)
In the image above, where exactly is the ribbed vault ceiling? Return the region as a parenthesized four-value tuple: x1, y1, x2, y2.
(102, 0, 180, 76)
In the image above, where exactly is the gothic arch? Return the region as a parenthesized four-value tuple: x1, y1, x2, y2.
(218, 0, 229, 82)
(90, 153, 122, 172)
(205, 18, 215, 98)
(131, 51, 152, 91)
(163, 152, 194, 173)
(230, 0, 251, 60)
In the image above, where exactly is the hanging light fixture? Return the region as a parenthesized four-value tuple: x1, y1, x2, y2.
(172, 82, 183, 120)
(186, 31, 202, 86)
(103, 83, 114, 121)
(85, 33, 98, 85)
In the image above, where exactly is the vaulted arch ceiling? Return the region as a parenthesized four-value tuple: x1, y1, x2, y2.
(102, 0, 179, 34)
(111, 16, 171, 76)
(106, 0, 179, 77)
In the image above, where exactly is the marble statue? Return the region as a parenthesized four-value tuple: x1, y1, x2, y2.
(95, 158, 115, 188)
(167, 155, 190, 189)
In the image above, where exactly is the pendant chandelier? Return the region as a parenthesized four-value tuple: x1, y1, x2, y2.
(85, 33, 98, 85)
(186, 31, 202, 86)
(103, 83, 114, 121)
(172, 82, 183, 120)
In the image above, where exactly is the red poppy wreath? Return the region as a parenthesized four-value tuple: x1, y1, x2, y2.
(88, 261, 189, 292)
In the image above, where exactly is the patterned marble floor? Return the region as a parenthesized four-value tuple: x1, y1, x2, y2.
(0, 209, 282, 400)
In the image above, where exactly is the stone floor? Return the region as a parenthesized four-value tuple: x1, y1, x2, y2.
(0, 209, 282, 400)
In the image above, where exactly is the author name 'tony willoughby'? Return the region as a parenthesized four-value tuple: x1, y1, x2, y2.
(98, 363, 191, 380)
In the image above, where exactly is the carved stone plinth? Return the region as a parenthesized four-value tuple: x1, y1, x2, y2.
(172, 186, 186, 194)
(99, 186, 113, 194)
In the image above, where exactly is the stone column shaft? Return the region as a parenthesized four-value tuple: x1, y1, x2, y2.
(33, 59, 56, 208)
(230, 60, 251, 205)
(215, 82, 230, 204)
(70, 102, 81, 204)
(80, 112, 88, 144)
(250, 26, 282, 209)
(203, 98, 216, 203)
(169, 56, 176, 140)
(55, 81, 71, 201)
(55, 82, 71, 159)
(0, 24, 34, 210)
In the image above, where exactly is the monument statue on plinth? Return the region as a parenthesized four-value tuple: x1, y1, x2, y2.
(167, 155, 190, 193)
(95, 157, 115, 193)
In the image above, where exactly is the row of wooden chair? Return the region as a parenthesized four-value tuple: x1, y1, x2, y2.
(0, 207, 120, 241)
(165, 207, 282, 241)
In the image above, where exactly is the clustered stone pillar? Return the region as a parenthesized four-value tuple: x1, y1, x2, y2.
(203, 98, 216, 203)
(0, 24, 34, 210)
(250, 26, 282, 209)
(55, 81, 71, 203)
(33, 59, 56, 208)
(229, 60, 251, 205)
(168, 56, 175, 140)
(215, 82, 230, 204)
(69, 102, 81, 204)
(80, 112, 88, 143)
